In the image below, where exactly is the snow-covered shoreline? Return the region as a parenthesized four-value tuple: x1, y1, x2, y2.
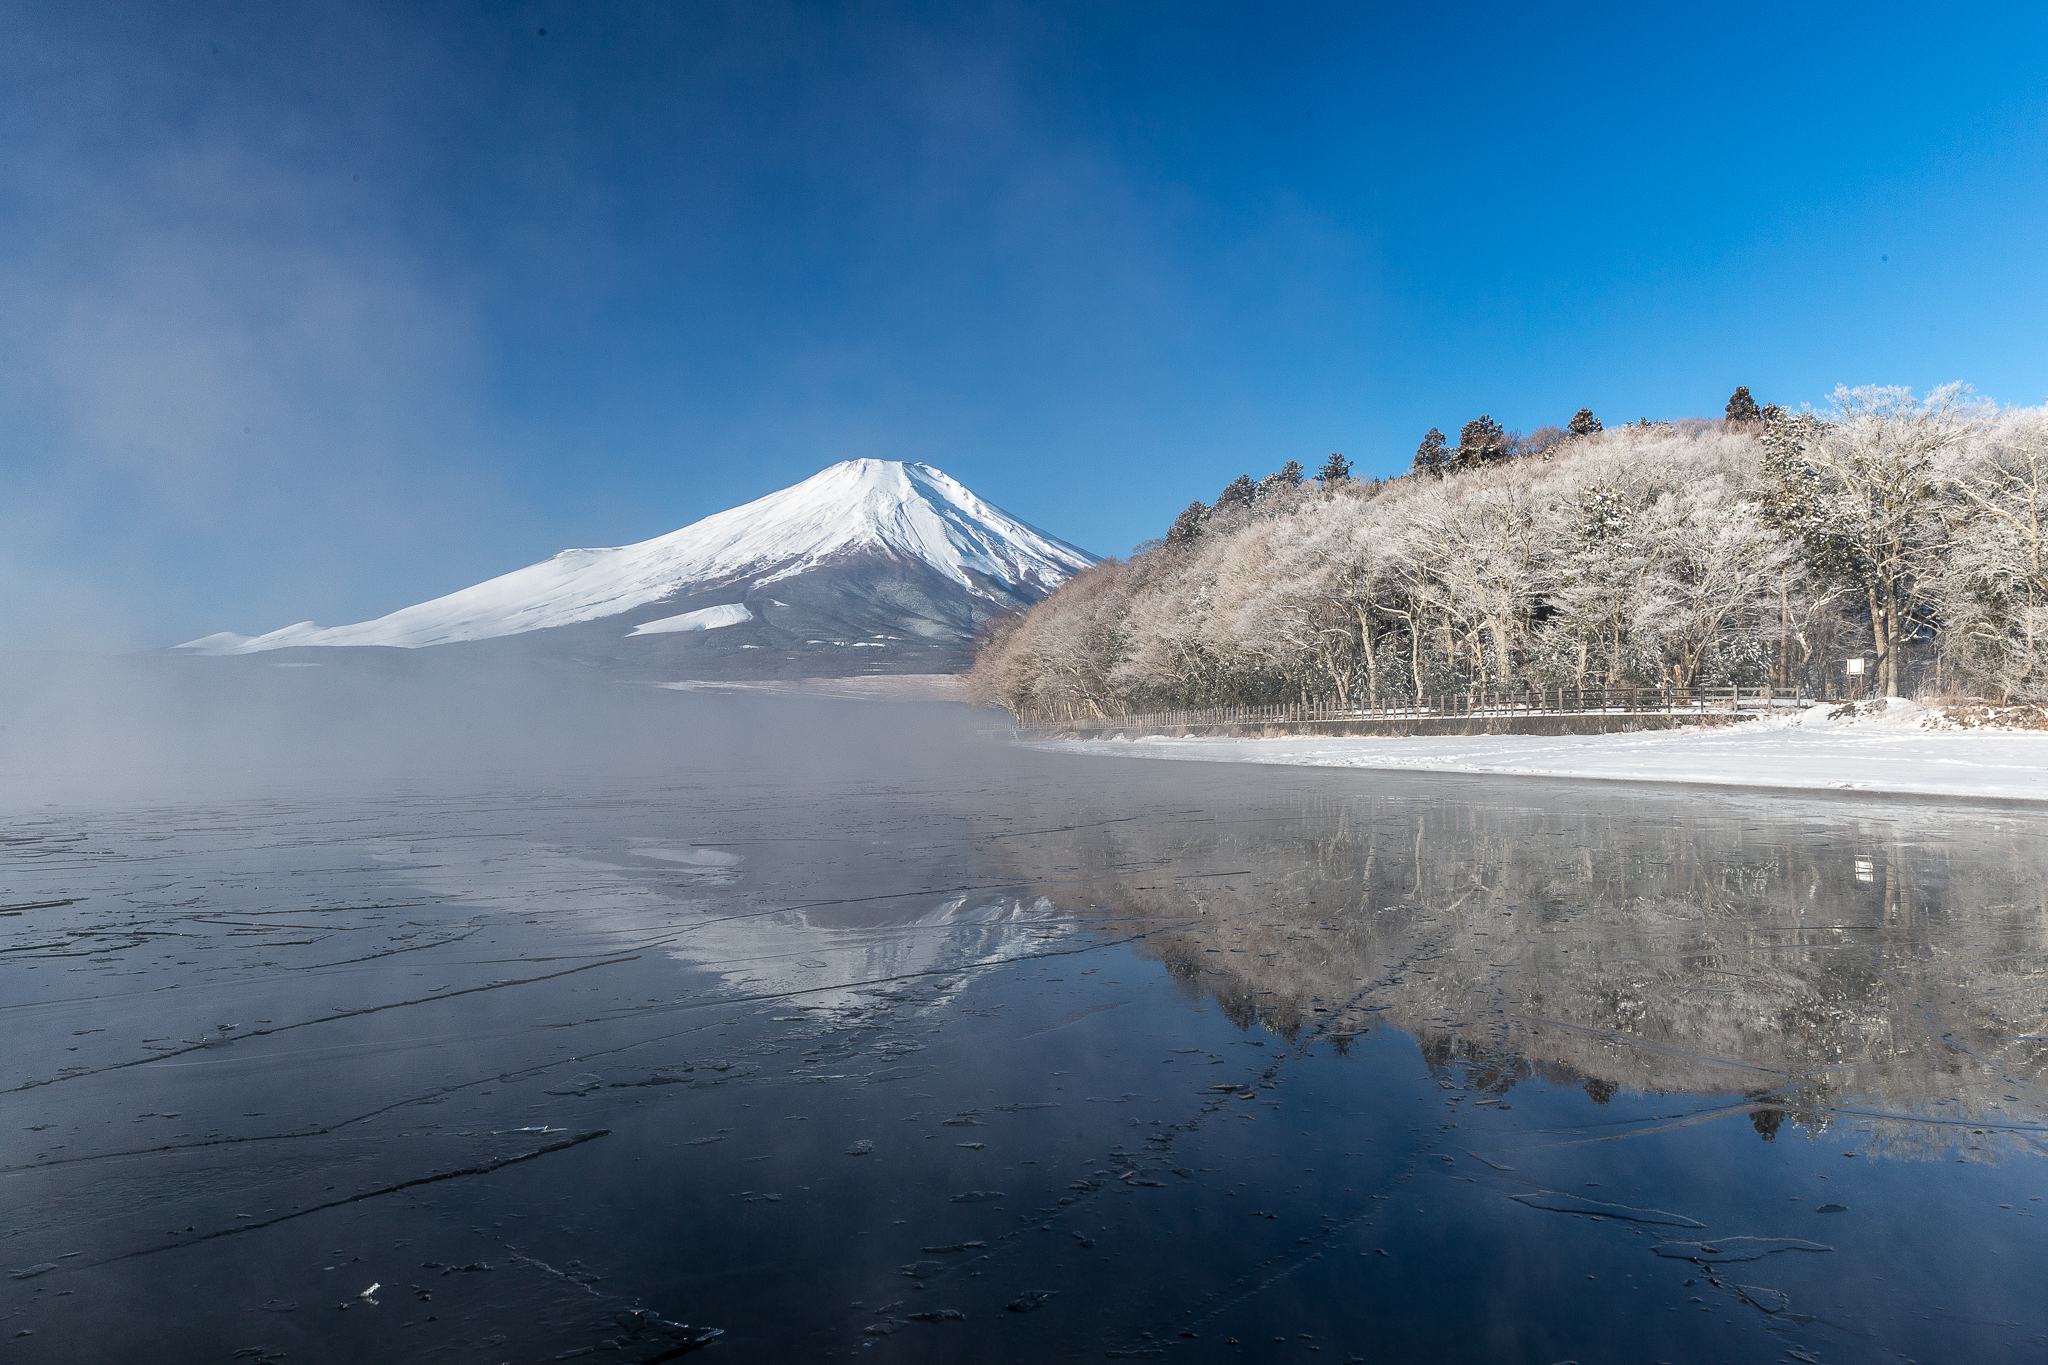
(1025, 700, 2048, 803)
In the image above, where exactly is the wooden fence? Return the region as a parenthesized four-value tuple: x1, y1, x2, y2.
(1016, 685, 1832, 728)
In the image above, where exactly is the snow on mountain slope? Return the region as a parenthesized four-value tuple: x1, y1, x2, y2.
(628, 603, 755, 636)
(179, 461, 1095, 654)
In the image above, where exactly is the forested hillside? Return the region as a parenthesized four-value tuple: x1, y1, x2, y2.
(971, 386, 2048, 716)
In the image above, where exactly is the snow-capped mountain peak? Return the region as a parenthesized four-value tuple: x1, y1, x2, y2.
(179, 460, 1095, 655)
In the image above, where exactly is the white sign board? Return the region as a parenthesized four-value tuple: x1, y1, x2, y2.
(1846, 657, 1865, 675)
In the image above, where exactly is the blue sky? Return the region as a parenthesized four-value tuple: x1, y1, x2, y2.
(5, 2, 2046, 649)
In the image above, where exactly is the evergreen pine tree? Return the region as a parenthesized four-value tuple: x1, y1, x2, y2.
(1725, 386, 1762, 425)
(1568, 408, 1601, 436)
(1216, 474, 1258, 508)
(1456, 415, 1512, 465)
(1318, 452, 1352, 483)
(1412, 429, 1448, 478)
(1165, 501, 1210, 546)
(1278, 459, 1304, 485)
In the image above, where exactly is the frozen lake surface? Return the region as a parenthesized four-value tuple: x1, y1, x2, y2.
(3, 673, 2045, 1362)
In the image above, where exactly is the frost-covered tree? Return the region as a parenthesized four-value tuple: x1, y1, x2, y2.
(1937, 407, 2048, 698)
(1762, 385, 1988, 697)
(1431, 473, 1547, 686)
(1634, 477, 1797, 688)
(1725, 386, 1762, 426)
(1536, 470, 1662, 689)
(970, 558, 1144, 718)
(1206, 508, 1370, 705)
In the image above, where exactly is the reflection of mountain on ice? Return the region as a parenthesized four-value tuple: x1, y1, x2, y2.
(369, 834, 1070, 1020)
(680, 892, 1070, 1013)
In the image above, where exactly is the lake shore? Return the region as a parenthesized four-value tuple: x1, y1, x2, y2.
(1026, 699, 2048, 802)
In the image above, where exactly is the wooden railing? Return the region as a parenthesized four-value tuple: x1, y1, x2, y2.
(1017, 685, 1825, 728)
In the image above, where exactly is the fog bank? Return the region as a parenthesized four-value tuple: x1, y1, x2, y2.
(0, 648, 993, 809)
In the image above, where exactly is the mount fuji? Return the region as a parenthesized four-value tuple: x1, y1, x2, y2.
(177, 460, 1096, 678)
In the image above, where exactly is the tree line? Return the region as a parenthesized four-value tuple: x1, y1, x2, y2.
(971, 385, 2048, 716)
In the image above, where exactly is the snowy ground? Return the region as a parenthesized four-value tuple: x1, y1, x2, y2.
(1029, 699, 2048, 802)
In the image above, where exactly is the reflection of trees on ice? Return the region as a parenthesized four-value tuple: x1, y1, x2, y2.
(991, 788, 2048, 1163)
(673, 893, 1071, 1015)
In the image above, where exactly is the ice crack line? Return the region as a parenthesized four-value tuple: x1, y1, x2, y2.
(2, 955, 641, 1094)
(83, 1129, 614, 1267)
